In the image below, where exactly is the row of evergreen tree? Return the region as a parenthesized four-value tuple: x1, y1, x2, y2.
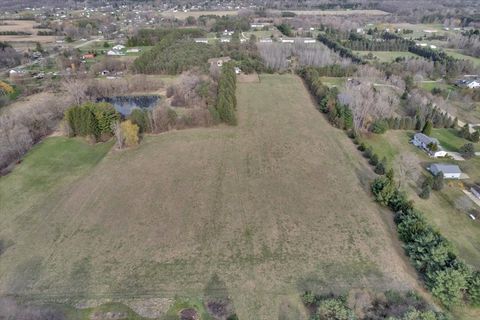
(212, 63, 237, 125)
(372, 172, 480, 308)
(298, 67, 353, 130)
(65, 102, 120, 141)
(317, 34, 363, 64)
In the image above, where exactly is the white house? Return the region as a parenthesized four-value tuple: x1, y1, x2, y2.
(251, 23, 265, 29)
(471, 185, 480, 199)
(303, 38, 316, 43)
(194, 38, 208, 44)
(281, 38, 294, 43)
(428, 163, 462, 179)
(220, 37, 231, 43)
(259, 38, 272, 43)
(126, 48, 141, 53)
(112, 44, 125, 51)
(411, 133, 447, 158)
(467, 80, 480, 89)
(107, 50, 124, 56)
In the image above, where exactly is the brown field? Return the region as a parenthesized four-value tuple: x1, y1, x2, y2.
(0, 74, 421, 319)
(0, 20, 55, 44)
(160, 10, 238, 19)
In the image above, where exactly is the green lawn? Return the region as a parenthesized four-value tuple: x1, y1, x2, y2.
(0, 137, 112, 216)
(444, 49, 480, 67)
(319, 76, 346, 88)
(430, 128, 478, 152)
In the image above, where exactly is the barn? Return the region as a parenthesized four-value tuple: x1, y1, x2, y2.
(428, 163, 462, 179)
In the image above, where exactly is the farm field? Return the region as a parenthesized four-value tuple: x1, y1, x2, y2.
(363, 130, 480, 269)
(354, 50, 419, 62)
(0, 74, 421, 319)
(0, 20, 55, 44)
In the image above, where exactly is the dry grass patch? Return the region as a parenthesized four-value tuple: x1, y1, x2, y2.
(0, 74, 420, 319)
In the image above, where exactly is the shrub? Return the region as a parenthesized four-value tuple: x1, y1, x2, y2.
(369, 153, 379, 166)
(467, 271, 480, 306)
(317, 298, 355, 320)
(364, 146, 373, 158)
(374, 158, 386, 175)
(419, 185, 431, 199)
(459, 143, 475, 159)
(120, 120, 139, 147)
(432, 172, 444, 191)
(371, 119, 389, 134)
(357, 143, 366, 152)
(128, 108, 151, 133)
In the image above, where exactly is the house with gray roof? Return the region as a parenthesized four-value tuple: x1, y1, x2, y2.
(411, 133, 447, 158)
(428, 163, 462, 179)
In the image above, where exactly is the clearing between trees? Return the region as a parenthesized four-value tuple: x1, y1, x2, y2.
(0, 74, 421, 319)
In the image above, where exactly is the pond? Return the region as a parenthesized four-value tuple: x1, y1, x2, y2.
(96, 95, 161, 116)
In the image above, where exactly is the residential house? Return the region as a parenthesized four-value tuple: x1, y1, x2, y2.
(126, 48, 141, 53)
(280, 38, 295, 43)
(112, 44, 125, 51)
(82, 53, 95, 59)
(107, 50, 124, 56)
(471, 184, 480, 199)
(455, 78, 480, 89)
(220, 37, 231, 43)
(411, 133, 447, 158)
(259, 38, 273, 43)
(428, 163, 462, 179)
(194, 38, 208, 44)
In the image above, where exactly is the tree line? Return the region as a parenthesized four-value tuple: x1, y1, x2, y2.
(212, 63, 237, 125)
(317, 33, 363, 64)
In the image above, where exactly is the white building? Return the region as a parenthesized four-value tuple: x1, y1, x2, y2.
(259, 38, 273, 43)
(411, 133, 447, 158)
(112, 44, 125, 51)
(107, 50, 125, 56)
(194, 38, 208, 44)
(281, 38, 294, 43)
(428, 164, 462, 179)
(126, 48, 141, 53)
(220, 37, 231, 43)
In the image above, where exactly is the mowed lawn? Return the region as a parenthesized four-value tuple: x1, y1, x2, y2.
(354, 51, 419, 63)
(0, 75, 420, 319)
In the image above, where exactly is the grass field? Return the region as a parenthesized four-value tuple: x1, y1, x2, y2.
(0, 75, 422, 318)
(354, 51, 419, 63)
(444, 49, 480, 67)
(285, 10, 389, 16)
(430, 128, 479, 152)
(0, 20, 55, 43)
(160, 10, 238, 19)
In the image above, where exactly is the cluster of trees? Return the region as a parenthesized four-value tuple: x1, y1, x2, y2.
(301, 291, 449, 320)
(0, 93, 72, 173)
(419, 172, 444, 199)
(380, 112, 456, 134)
(299, 67, 353, 131)
(276, 23, 294, 37)
(459, 124, 480, 143)
(126, 28, 206, 47)
(209, 15, 250, 33)
(133, 39, 220, 74)
(212, 63, 237, 125)
(65, 102, 119, 142)
(343, 32, 412, 52)
(317, 33, 363, 64)
(0, 41, 22, 68)
(371, 172, 480, 307)
(356, 142, 387, 175)
(257, 42, 348, 71)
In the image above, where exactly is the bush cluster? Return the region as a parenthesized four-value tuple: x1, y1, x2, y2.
(65, 102, 119, 141)
(371, 172, 480, 307)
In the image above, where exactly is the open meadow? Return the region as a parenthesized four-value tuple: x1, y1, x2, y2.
(0, 74, 422, 319)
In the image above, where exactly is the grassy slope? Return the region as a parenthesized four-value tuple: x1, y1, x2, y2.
(0, 75, 421, 319)
(354, 51, 419, 63)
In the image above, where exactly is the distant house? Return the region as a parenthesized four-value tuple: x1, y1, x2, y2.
(428, 163, 462, 179)
(208, 56, 231, 67)
(251, 23, 265, 29)
(281, 38, 295, 43)
(194, 38, 208, 44)
(82, 53, 95, 59)
(220, 37, 231, 43)
(112, 44, 125, 51)
(302, 38, 316, 43)
(455, 79, 480, 89)
(126, 48, 141, 53)
(471, 185, 480, 199)
(107, 50, 124, 56)
(259, 38, 273, 43)
(411, 133, 447, 158)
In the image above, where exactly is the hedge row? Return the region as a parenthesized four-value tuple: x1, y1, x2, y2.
(212, 62, 237, 125)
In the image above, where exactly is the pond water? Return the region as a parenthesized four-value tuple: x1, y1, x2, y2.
(96, 95, 160, 116)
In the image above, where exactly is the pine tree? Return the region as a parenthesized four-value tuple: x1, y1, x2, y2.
(422, 120, 433, 136)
